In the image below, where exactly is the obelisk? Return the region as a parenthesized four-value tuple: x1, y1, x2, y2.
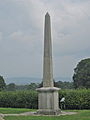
(37, 13, 60, 115)
(43, 12, 53, 87)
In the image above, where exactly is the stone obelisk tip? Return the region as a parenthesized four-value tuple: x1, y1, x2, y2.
(45, 12, 50, 16)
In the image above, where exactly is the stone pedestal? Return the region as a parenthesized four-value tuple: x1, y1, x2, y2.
(36, 87, 61, 115)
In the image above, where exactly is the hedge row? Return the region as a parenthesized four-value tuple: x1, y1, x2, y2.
(0, 89, 90, 109)
(0, 91, 38, 109)
(59, 89, 90, 109)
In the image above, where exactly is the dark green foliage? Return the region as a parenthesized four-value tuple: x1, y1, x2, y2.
(15, 85, 28, 91)
(59, 89, 90, 109)
(0, 91, 38, 109)
(38, 82, 43, 88)
(7, 83, 16, 91)
(5, 81, 74, 91)
(27, 83, 38, 90)
(34, 81, 74, 89)
(0, 89, 90, 109)
(55, 81, 74, 89)
(73, 58, 90, 89)
(64, 89, 90, 109)
(8, 83, 39, 91)
(0, 76, 6, 91)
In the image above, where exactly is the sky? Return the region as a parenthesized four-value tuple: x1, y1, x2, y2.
(0, 0, 90, 81)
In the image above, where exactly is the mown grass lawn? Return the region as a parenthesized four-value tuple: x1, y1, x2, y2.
(4, 110, 90, 120)
(0, 108, 36, 114)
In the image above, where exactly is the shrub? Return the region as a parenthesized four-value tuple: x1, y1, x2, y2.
(0, 91, 38, 109)
(0, 89, 90, 109)
(59, 89, 90, 109)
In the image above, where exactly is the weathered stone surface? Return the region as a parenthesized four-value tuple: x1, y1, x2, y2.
(37, 13, 60, 115)
(37, 87, 60, 115)
(37, 109, 61, 115)
(43, 12, 53, 87)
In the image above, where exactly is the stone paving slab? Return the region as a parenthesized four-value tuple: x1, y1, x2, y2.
(0, 111, 77, 120)
(0, 111, 77, 117)
(0, 116, 4, 120)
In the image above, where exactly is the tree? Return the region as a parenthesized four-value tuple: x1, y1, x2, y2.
(0, 76, 6, 91)
(27, 83, 38, 90)
(73, 58, 90, 89)
(7, 83, 16, 91)
(54, 81, 74, 89)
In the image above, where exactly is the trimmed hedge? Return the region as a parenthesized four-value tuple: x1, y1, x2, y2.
(0, 89, 90, 109)
(59, 89, 90, 109)
(0, 91, 38, 109)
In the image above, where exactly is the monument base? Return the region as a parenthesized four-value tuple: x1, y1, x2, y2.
(37, 109, 61, 115)
(36, 87, 61, 115)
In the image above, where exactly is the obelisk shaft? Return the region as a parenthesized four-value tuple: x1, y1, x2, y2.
(43, 13, 54, 87)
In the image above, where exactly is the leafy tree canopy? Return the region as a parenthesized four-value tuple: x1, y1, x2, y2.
(27, 83, 38, 90)
(0, 75, 6, 91)
(7, 83, 16, 91)
(73, 58, 90, 89)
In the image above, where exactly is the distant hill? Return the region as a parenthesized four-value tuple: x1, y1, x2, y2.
(5, 77, 71, 85)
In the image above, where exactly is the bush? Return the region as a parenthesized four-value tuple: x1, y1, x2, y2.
(59, 89, 90, 109)
(0, 91, 38, 109)
(0, 89, 90, 109)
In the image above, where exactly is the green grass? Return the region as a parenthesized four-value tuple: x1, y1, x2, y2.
(0, 108, 36, 114)
(4, 110, 90, 120)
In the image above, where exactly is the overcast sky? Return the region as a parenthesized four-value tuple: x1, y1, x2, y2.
(0, 0, 90, 81)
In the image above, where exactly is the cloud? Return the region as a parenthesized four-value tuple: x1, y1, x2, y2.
(0, 0, 90, 79)
(51, 0, 90, 56)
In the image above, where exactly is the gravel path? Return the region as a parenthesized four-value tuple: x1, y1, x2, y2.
(0, 116, 4, 120)
(0, 111, 77, 118)
(0, 111, 77, 120)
